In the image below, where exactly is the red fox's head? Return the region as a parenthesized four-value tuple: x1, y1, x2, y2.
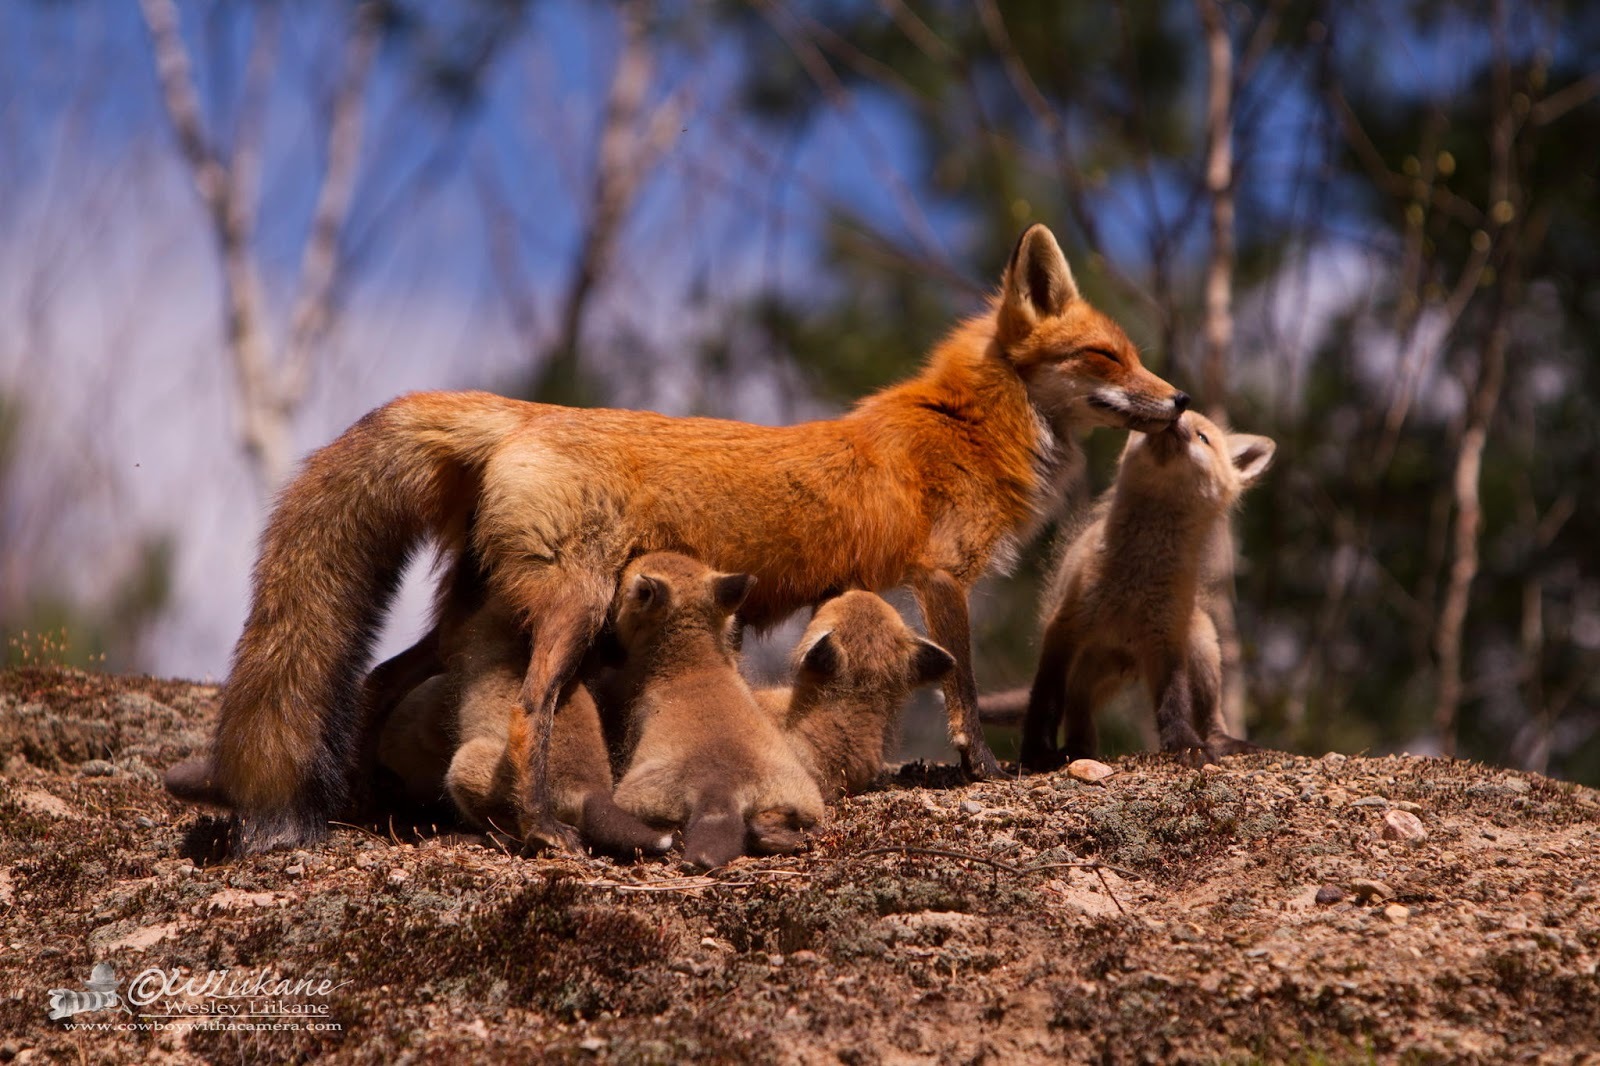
(613, 551, 754, 654)
(793, 590, 954, 699)
(1119, 411, 1275, 510)
(996, 224, 1188, 433)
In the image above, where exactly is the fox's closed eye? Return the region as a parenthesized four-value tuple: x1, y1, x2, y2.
(1085, 347, 1122, 365)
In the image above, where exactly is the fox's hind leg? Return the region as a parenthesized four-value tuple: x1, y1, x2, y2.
(496, 574, 612, 855)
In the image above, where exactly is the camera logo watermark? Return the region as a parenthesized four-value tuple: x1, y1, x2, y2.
(47, 964, 132, 1021)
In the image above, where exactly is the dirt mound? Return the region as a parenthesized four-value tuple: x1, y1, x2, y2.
(2, 665, 1598, 1063)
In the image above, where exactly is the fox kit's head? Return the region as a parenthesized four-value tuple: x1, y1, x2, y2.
(793, 591, 955, 705)
(996, 224, 1189, 433)
(1119, 411, 1275, 510)
(613, 551, 754, 655)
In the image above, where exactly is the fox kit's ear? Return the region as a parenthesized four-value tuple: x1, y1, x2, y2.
(628, 573, 666, 609)
(712, 573, 755, 614)
(1000, 224, 1079, 340)
(910, 638, 956, 686)
(1229, 434, 1276, 487)
(799, 630, 840, 678)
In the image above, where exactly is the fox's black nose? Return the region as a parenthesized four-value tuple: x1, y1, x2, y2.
(1172, 392, 1191, 413)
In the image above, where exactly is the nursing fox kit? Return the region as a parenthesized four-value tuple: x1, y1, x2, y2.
(182, 222, 1191, 854)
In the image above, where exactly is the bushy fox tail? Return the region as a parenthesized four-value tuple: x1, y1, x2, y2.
(215, 391, 527, 853)
(976, 687, 1030, 726)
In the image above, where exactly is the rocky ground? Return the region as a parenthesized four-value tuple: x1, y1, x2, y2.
(2, 665, 1598, 1064)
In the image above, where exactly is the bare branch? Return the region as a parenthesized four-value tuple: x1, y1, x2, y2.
(1529, 69, 1600, 126)
(1432, 0, 1518, 756)
(282, 2, 382, 407)
(138, 0, 284, 487)
(1198, 0, 1235, 411)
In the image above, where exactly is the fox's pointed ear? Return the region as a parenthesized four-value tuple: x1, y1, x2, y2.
(910, 638, 956, 686)
(1000, 224, 1078, 340)
(799, 630, 840, 678)
(1229, 434, 1276, 487)
(712, 573, 755, 613)
(628, 573, 666, 608)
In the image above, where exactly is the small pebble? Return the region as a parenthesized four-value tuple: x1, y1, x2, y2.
(1315, 885, 1345, 906)
(1067, 759, 1115, 784)
(1503, 777, 1531, 795)
(767, 954, 785, 967)
(1321, 752, 1348, 769)
(1383, 903, 1411, 924)
(386, 869, 409, 887)
(790, 950, 821, 966)
(1352, 796, 1389, 808)
(1382, 809, 1428, 842)
(79, 760, 117, 777)
(1349, 878, 1395, 903)
(579, 1037, 606, 1053)
(960, 800, 984, 815)
(285, 864, 306, 878)
(134, 816, 155, 829)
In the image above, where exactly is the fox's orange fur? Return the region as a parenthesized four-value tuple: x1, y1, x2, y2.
(197, 223, 1187, 854)
(1010, 412, 1274, 769)
(755, 592, 955, 800)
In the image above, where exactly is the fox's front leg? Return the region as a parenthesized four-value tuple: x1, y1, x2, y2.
(915, 569, 1004, 780)
(1145, 651, 1209, 765)
(1020, 617, 1074, 772)
(506, 585, 610, 855)
(1185, 613, 1258, 760)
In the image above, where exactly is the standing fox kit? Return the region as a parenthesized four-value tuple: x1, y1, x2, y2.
(190, 222, 1188, 855)
(606, 552, 824, 871)
(755, 592, 956, 799)
(376, 598, 672, 858)
(1016, 412, 1275, 770)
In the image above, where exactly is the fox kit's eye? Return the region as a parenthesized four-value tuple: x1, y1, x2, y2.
(1084, 347, 1122, 366)
(1197, 431, 1210, 445)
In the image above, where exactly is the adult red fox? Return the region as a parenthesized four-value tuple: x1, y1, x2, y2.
(192, 222, 1189, 854)
(999, 412, 1275, 769)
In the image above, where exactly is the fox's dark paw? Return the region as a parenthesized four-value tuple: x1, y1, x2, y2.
(1172, 746, 1214, 770)
(747, 808, 811, 856)
(960, 744, 1005, 781)
(1206, 734, 1260, 759)
(1019, 743, 1068, 775)
(519, 816, 585, 858)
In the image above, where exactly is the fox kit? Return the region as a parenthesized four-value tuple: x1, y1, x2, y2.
(1011, 412, 1274, 770)
(190, 222, 1188, 855)
(754, 592, 955, 799)
(605, 552, 824, 870)
(376, 598, 672, 858)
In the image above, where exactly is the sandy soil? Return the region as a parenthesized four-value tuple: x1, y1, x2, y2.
(2, 665, 1598, 1064)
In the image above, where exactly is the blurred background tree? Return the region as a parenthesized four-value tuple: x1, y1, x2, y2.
(1, 0, 1596, 781)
